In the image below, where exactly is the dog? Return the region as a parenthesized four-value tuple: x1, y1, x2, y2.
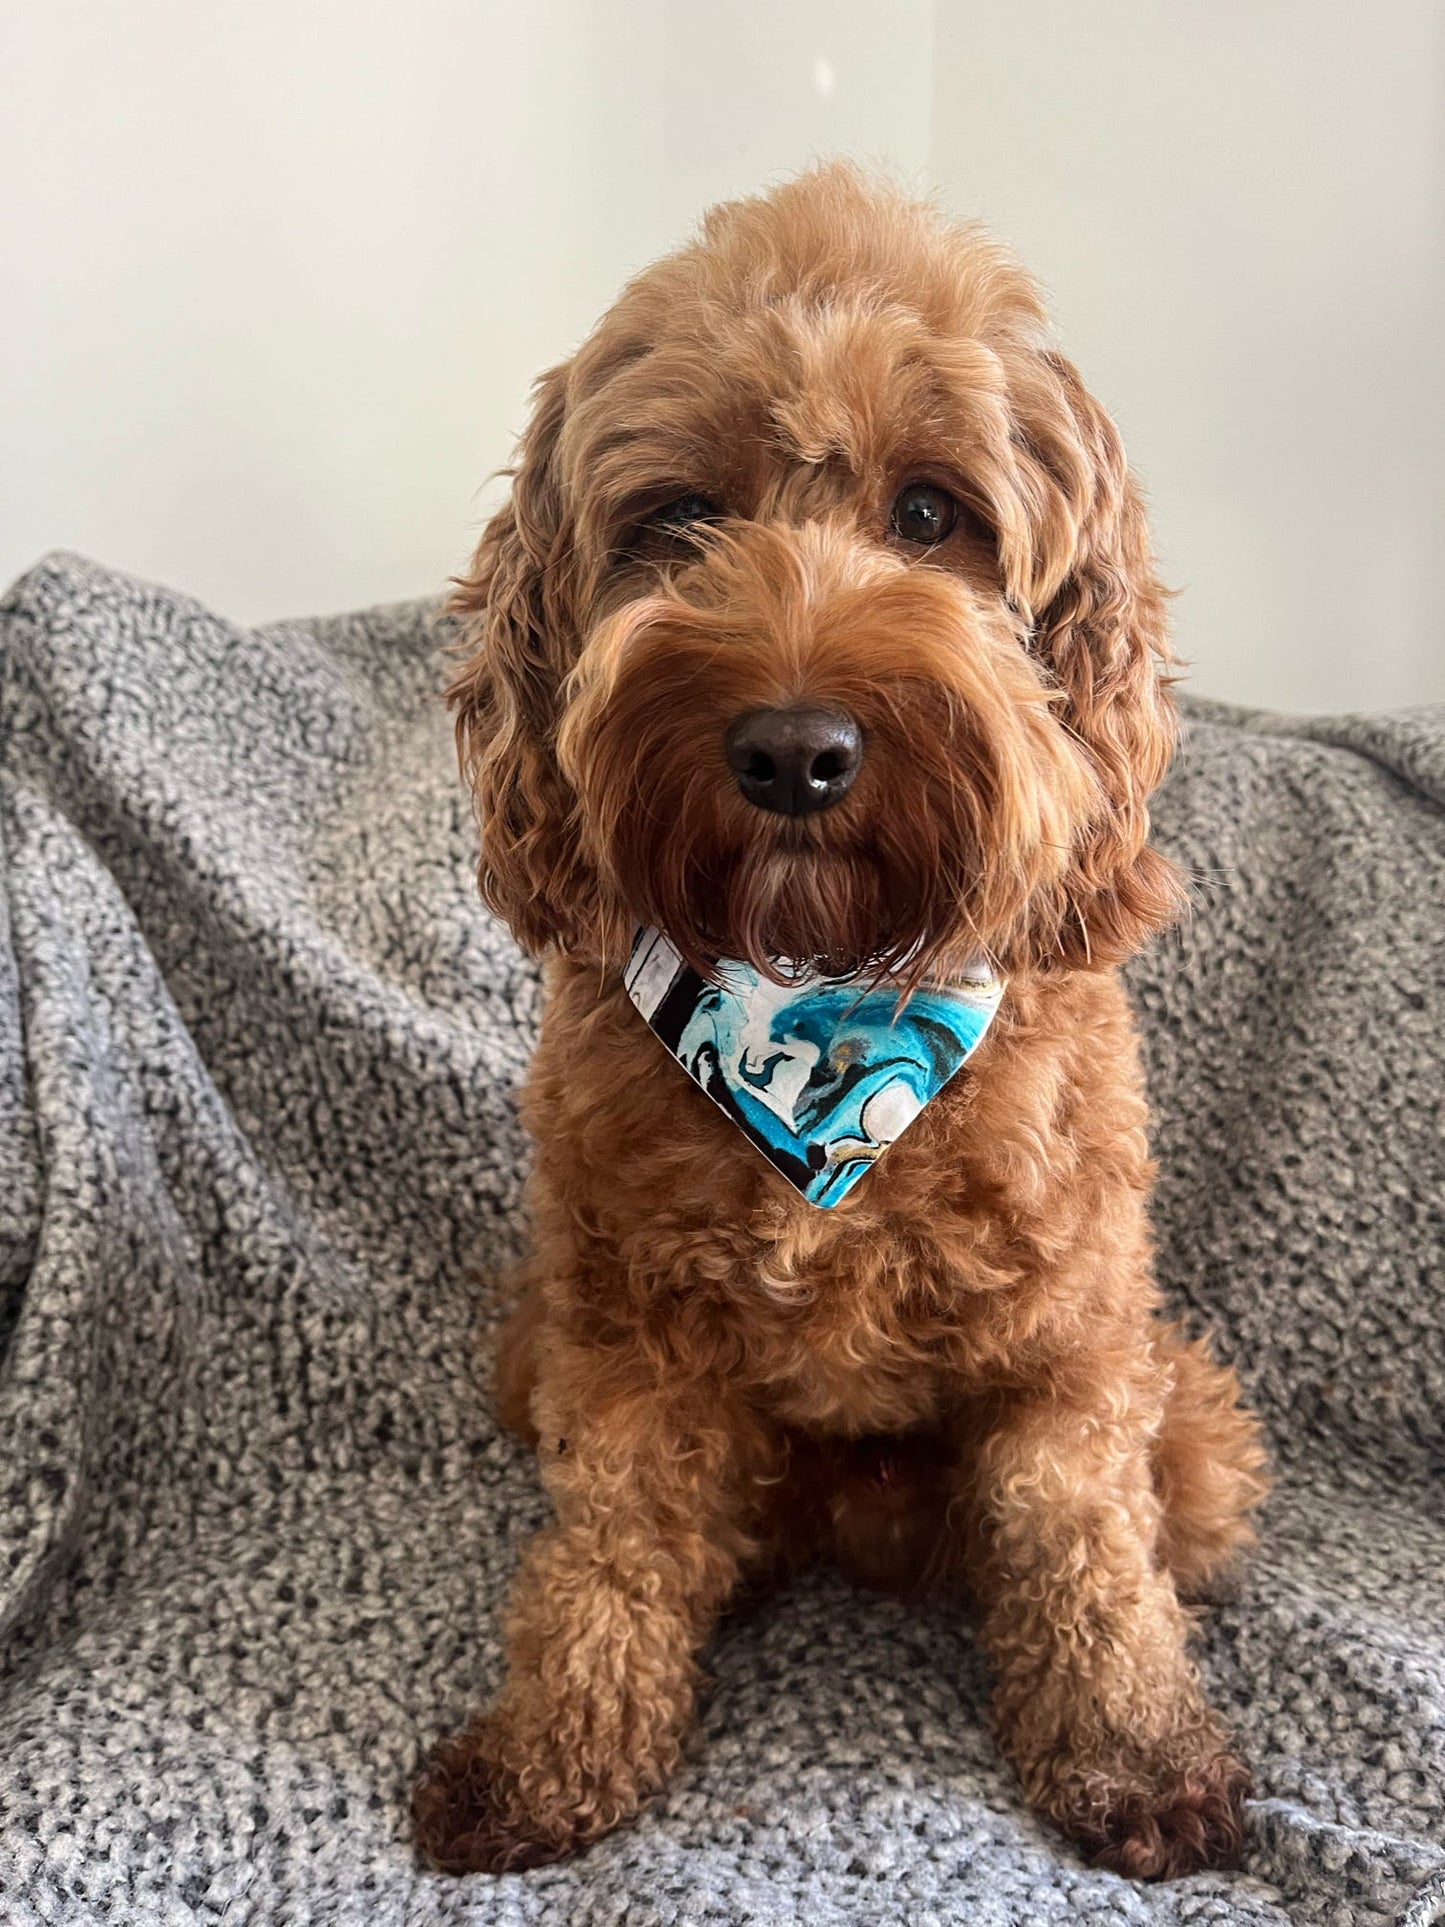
(411, 164, 1269, 1881)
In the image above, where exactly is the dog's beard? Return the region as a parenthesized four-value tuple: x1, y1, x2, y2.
(646, 818, 988, 987)
(568, 682, 1089, 988)
(557, 553, 1101, 985)
(721, 845, 905, 980)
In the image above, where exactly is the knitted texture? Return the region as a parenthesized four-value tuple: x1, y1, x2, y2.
(0, 553, 1440, 1926)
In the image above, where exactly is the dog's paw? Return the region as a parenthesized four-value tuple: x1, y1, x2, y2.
(411, 1729, 582, 1875)
(1073, 1749, 1252, 1880)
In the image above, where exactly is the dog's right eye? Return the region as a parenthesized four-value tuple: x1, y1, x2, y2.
(890, 483, 959, 546)
(648, 493, 724, 534)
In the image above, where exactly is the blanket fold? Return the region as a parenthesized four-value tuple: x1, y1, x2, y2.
(0, 553, 1440, 1927)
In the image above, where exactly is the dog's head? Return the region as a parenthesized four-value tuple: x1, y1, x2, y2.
(450, 166, 1183, 985)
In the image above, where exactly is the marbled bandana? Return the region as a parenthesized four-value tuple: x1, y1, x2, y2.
(624, 927, 1005, 1209)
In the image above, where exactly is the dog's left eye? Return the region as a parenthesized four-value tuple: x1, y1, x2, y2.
(890, 483, 958, 546)
(649, 493, 724, 533)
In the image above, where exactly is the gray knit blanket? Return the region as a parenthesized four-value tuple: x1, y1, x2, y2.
(1, 553, 1441, 1927)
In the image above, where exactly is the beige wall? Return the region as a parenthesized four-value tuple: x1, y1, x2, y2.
(4, 2, 1440, 711)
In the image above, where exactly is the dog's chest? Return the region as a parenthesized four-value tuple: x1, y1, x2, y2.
(749, 1320, 950, 1434)
(731, 1211, 1003, 1435)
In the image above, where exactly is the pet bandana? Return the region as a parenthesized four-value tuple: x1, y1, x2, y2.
(624, 928, 1005, 1209)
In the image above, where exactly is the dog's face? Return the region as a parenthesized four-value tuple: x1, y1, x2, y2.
(451, 167, 1182, 984)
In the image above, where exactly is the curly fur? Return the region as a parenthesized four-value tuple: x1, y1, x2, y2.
(413, 165, 1269, 1882)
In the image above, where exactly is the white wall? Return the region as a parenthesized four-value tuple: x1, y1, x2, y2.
(929, 1, 1445, 712)
(0, 1, 930, 625)
(4, 2, 1440, 712)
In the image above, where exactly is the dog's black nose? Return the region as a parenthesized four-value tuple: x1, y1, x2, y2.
(724, 705, 862, 817)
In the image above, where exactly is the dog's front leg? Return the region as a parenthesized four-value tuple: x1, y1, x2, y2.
(412, 1329, 764, 1873)
(972, 1376, 1250, 1879)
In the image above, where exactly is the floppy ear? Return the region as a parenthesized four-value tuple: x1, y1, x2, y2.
(447, 366, 593, 957)
(1014, 351, 1187, 968)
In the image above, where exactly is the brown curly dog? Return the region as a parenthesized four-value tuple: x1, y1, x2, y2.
(411, 164, 1269, 1882)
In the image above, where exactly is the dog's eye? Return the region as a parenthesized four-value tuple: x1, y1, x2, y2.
(649, 493, 724, 533)
(890, 483, 958, 547)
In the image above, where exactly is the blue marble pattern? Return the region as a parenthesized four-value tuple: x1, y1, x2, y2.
(625, 927, 1004, 1206)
